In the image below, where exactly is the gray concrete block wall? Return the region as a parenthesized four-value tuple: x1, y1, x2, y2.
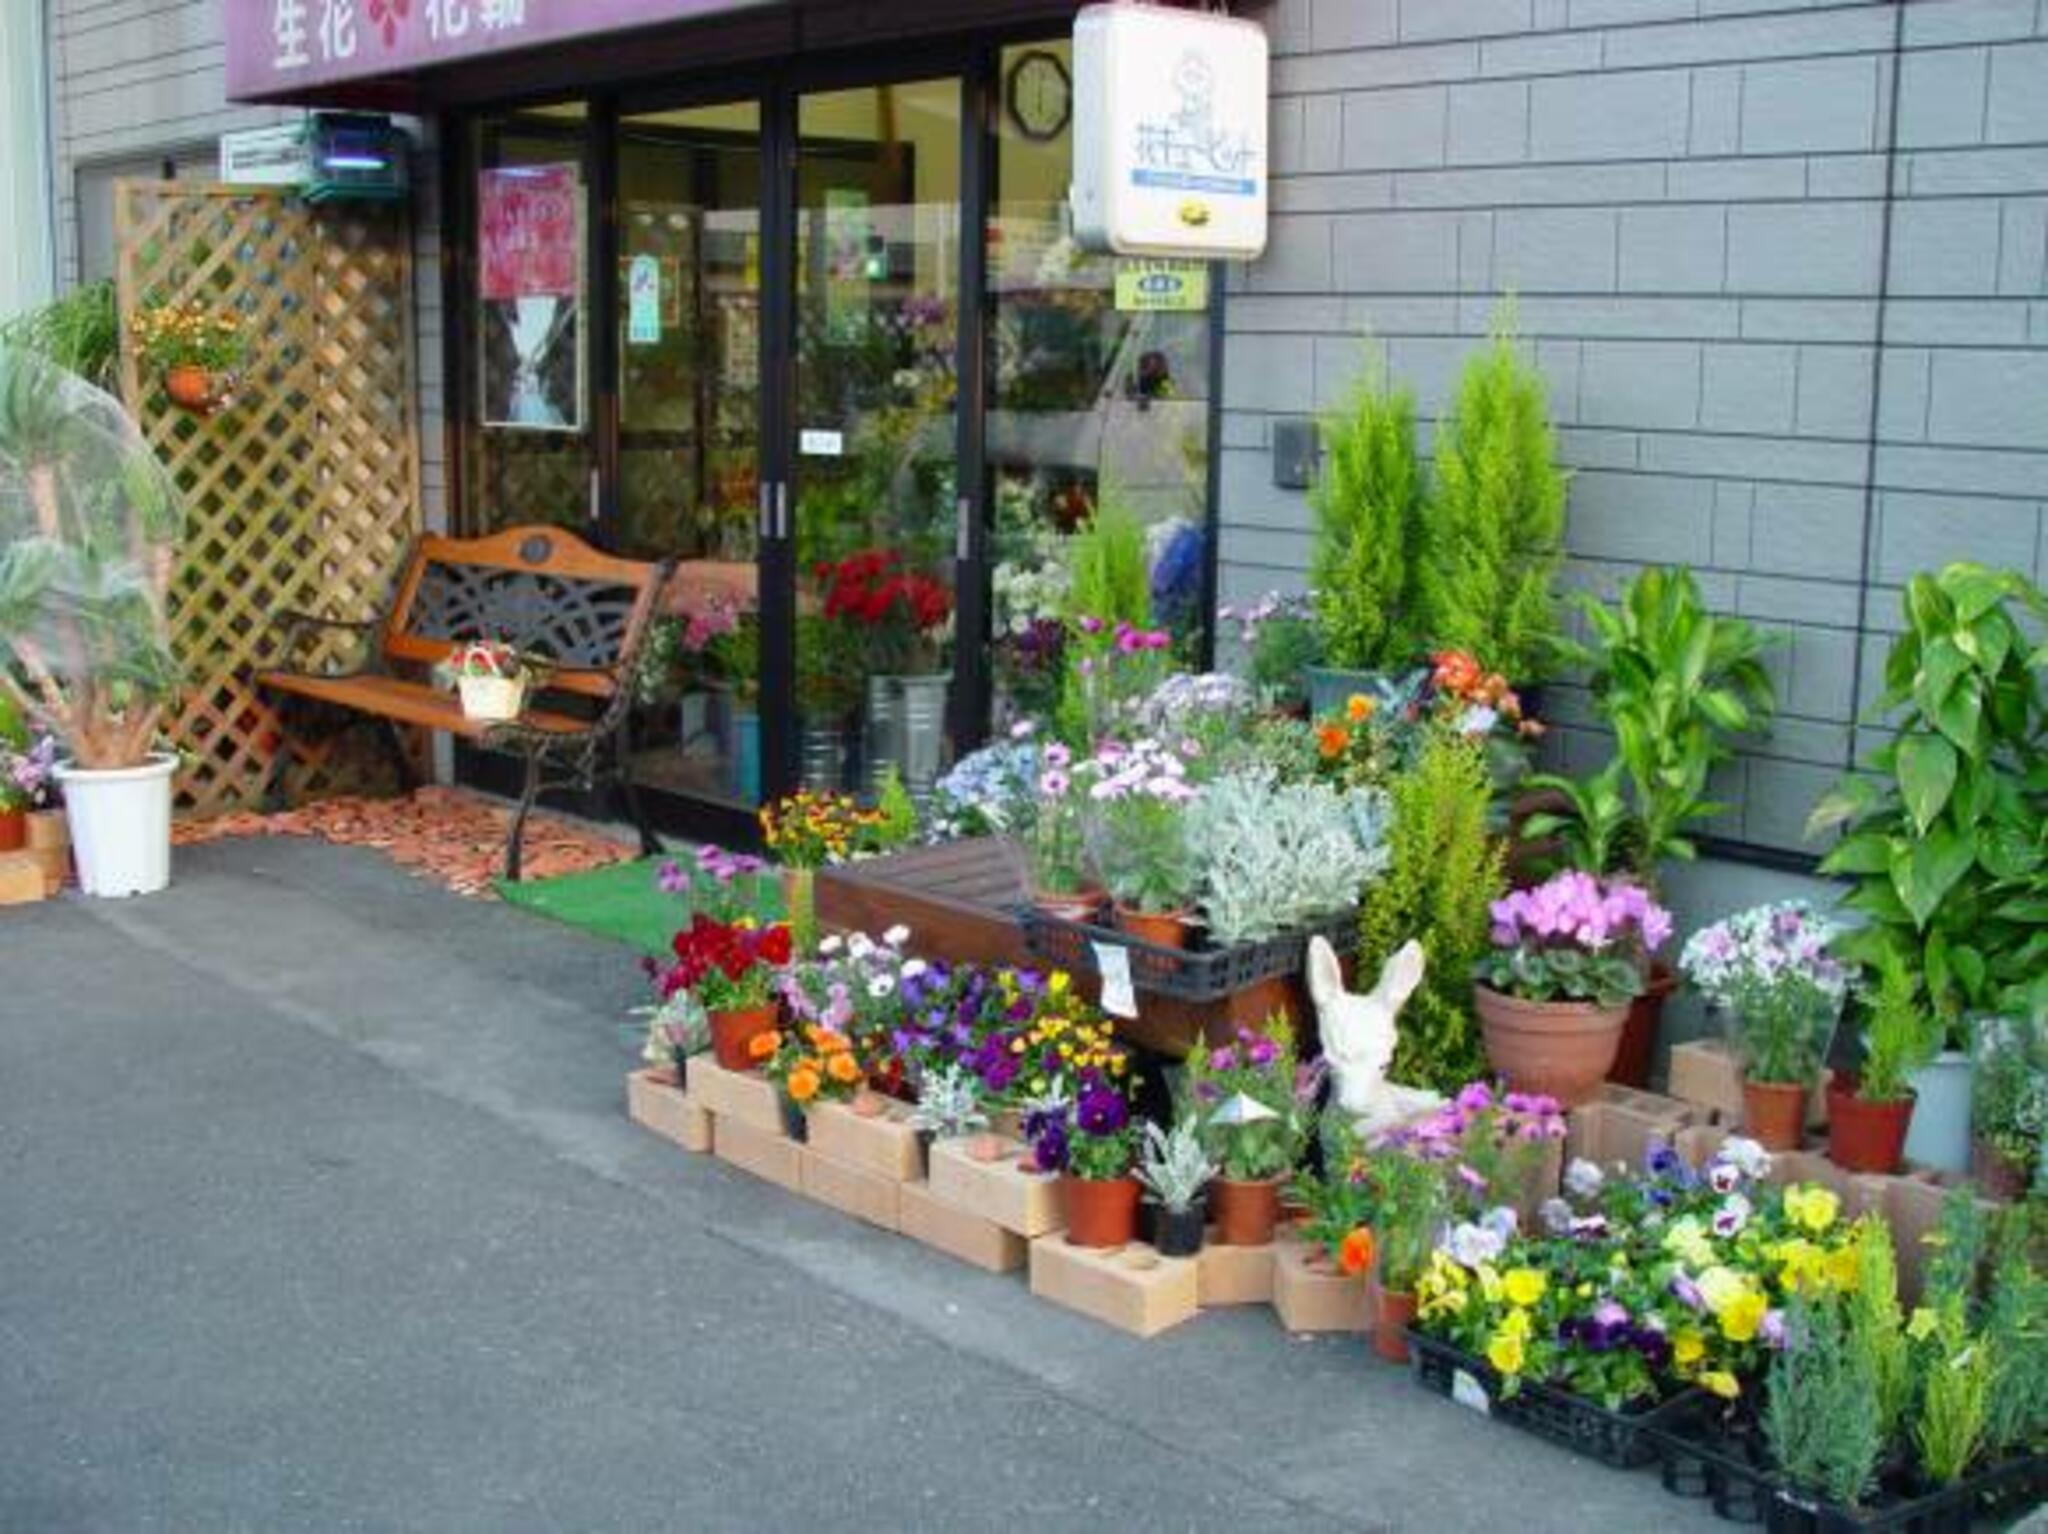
(43, 0, 444, 535)
(1225, 0, 2048, 860)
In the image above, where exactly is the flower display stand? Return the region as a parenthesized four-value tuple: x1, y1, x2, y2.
(626, 1071, 713, 1154)
(1567, 1084, 1700, 1173)
(1029, 1235, 1200, 1338)
(926, 1135, 1066, 1238)
(1667, 1040, 1833, 1135)
(897, 1181, 1028, 1273)
(689, 1058, 783, 1133)
(1271, 1238, 1369, 1334)
(1196, 1239, 1277, 1306)
(713, 1113, 809, 1193)
(800, 1153, 902, 1233)
(806, 1099, 925, 1182)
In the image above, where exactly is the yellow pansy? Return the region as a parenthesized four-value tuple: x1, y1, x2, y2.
(1824, 1244, 1861, 1292)
(1696, 1265, 1747, 1316)
(1477, 1264, 1504, 1303)
(1498, 1306, 1533, 1344)
(1720, 1290, 1768, 1343)
(1503, 1268, 1547, 1307)
(1576, 1282, 1594, 1299)
(1486, 1332, 1526, 1376)
(1699, 1370, 1741, 1400)
(1047, 971, 1070, 997)
(1664, 1217, 1716, 1270)
(1673, 1330, 1706, 1367)
(1783, 1184, 1840, 1234)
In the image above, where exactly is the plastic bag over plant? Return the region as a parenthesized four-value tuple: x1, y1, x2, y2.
(0, 347, 183, 768)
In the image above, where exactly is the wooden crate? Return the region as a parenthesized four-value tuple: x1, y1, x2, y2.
(1029, 1236, 1199, 1338)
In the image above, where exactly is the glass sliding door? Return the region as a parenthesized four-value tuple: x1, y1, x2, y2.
(790, 78, 963, 801)
(613, 100, 766, 810)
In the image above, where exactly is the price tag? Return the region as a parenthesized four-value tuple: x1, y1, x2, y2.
(1451, 1369, 1492, 1416)
(1091, 941, 1137, 1019)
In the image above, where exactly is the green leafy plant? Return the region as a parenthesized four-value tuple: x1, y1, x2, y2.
(1519, 759, 1633, 878)
(1766, 1293, 1885, 1509)
(872, 765, 919, 850)
(1414, 313, 1566, 682)
(1362, 1147, 1448, 1292)
(1182, 1017, 1312, 1181)
(1188, 771, 1387, 945)
(0, 346, 184, 767)
(1913, 1294, 1994, 1485)
(1359, 729, 1506, 1093)
(0, 280, 120, 391)
(1136, 1118, 1215, 1214)
(1853, 948, 1943, 1103)
(1309, 355, 1422, 672)
(1807, 563, 2048, 1027)
(1529, 567, 1775, 886)
(1843, 1216, 1913, 1445)
(1971, 1015, 2045, 1181)
(1290, 1118, 1380, 1270)
(1063, 485, 1151, 633)
(1981, 1204, 2048, 1454)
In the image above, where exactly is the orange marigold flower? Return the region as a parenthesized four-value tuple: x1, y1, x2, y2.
(826, 1053, 861, 1085)
(747, 1030, 781, 1061)
(1315, 723, 1349, 759)
(1338, 1226, 1377, 1277)
(788, 1065, 821, 1102)
(1345, 693, 1374, 723)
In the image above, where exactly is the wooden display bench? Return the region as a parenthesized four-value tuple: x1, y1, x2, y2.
(816, 840, 1319, 1057)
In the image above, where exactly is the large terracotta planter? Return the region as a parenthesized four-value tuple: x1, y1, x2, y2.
(1826, 1082, 1915, 1174)
(1474, 984, 1628, 1109)
(1972, 1138, 2033, 1202)
(1369, 1278, 1418, 1364)
(1114, 904, 1192, 950)
(709, 1003, 779, 1071)
(0, 806, 23, 852)
(1742, 1078, 1808, 1151)
(1209, 1175, 1284, 1246)
(1061, 1173, 1140, 1248)
(1609, 964, 1677, 1089)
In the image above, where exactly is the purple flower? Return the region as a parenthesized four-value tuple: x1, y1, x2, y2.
(1076, 1085, 1128, 1137)
(1592, 1298, 1630, 1330)
(1456, 1082, 1495, 1114)
(1246, 1037, 1279, 1068)
(1761, 1309, 1787, 1350)
(1671, 1275, 1705, 1312)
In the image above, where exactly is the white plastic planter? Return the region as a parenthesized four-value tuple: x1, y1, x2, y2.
(1902, 1049, 1975, 1174)
(458, 674, 526, 722)
(53, 753, 177, 898)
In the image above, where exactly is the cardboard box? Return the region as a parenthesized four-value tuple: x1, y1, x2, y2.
(0, 850, 46, 906)
(1029, 1235, 1199, 1338)
(1272, 1239, 1369, 1334)
(1567, 1086, 1698, 1174)
(898, 1180, 1027, 1273)
(689, 1058, 783, 1133)
(927, 1136, 1065, 1237)
(806, 1098, 924, 1182)
(800, 1150, 901, 1233)
(713, 1112, 807, 1193)
(626, 1070, 713, 1154)
(1196, 1238, 1276, 1306)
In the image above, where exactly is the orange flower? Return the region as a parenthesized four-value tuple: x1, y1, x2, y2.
(1338, 1226, 1377, 1277)
(818, 1030, 851, 1054)
(826, 1052, 861, 1085)
(1345, 693, 1374, 723)
(747, 1029, 781, 1062)
(788, 1064, 821, 1102)
(1315, 722, 1349, 760)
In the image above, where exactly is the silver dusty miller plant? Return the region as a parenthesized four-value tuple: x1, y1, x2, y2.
(1190, 770, 1390, 945)
(1136, 1118, 1216, 1213)
(907, 1063, 990, 1140)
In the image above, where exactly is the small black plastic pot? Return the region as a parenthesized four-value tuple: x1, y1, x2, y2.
(779, 1095, 810, 1143)
(1149, 1196, 1208, 1257)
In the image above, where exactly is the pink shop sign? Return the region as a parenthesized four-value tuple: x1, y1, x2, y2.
(479, 165, 579, 301)
(226, 0, 768, 100)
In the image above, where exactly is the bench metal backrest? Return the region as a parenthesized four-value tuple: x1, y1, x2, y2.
(380, 525, 665, 701)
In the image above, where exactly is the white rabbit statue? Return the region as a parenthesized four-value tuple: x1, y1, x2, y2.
(1306, 935, 1446, 1137)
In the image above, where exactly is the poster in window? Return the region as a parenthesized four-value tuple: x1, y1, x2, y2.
(479, 163, 586, 432)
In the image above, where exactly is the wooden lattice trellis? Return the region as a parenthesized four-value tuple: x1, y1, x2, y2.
(114, 182, 422, 817)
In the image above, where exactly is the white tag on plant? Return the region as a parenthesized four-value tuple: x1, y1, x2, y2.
(1092, 941, 1137, 1019)
(1451, 1369, 1491, 1416)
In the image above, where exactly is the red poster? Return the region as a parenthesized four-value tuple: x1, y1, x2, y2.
(479, 165, 581, 302)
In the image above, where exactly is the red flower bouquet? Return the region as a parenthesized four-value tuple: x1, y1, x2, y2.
(660, 913, 793, 1013)
(816, 548, 953, 674)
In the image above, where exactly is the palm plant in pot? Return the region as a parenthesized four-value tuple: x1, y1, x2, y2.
(1136, 1117, 1215, 1258)
(0, 347, 184, 897)
(1521, 566, 1776, 1084)
(1827, 949, 1942, 1174)
(1473, 870, 1674, 1108)
(1680, 901, 1851, 1151)
(1183, 1017, 1314, 1245)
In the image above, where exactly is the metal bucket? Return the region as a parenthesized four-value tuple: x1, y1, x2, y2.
(865, 672, 951, 800)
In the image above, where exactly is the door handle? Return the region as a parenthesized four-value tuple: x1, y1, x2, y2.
(775, 480, 790, 541)
(956, 494, 973, 562)
(758, 480, 774, 540)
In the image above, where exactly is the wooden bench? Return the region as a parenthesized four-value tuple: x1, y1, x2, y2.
(257, 524, 675, 879)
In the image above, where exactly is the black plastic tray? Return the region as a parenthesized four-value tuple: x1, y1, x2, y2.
(1406, 1328, 1701, 1470)
(1017, 905, 1356, 1004)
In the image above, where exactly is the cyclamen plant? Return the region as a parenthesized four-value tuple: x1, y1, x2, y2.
(1681, 901, 1850, 1086)
(1478, 871, 1673, 1009)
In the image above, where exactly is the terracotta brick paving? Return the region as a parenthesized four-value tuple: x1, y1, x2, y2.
(172, 787, 639, 897)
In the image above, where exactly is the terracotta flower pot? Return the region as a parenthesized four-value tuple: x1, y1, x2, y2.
(1972, 1137, 2033, 1202)
(1114, 904, 1192, 950)
(1826, 1082, 1915, 1174)
(1609, 964, 1677, 1089)
(0, 806, 23, 852)
(1473, 984, 1629, 1109)
(1033, 886, 1105, 925)
(164, 364, 219, 413)
(1061, 1173, 1140, 1249)
(1369, 1278, 1418, 1365)
(708, 1003, 779, 1072)
(1742, 1078, 1809, 1151)
(1209, 1175, 1284, 1246)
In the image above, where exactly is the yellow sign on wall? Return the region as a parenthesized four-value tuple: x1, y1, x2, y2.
(1113, 259, 1211, 313)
